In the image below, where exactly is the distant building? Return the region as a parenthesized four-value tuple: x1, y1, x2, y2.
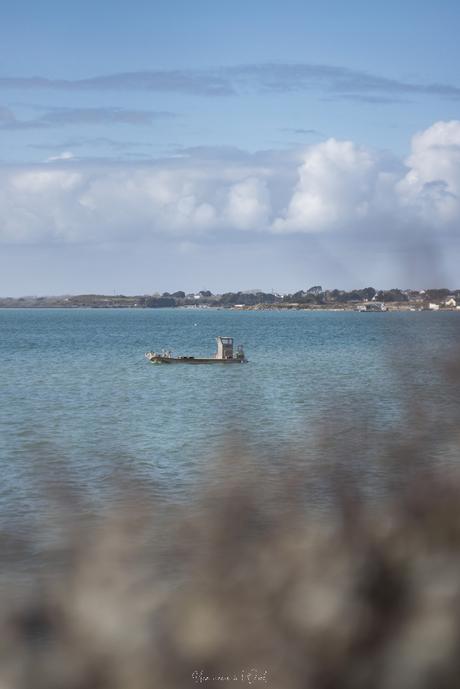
(358, 301, 387, 312)
(445, 297, 457, 308)
(428, 303, 440, 311)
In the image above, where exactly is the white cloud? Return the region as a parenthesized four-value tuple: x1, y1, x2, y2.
(224, 177, 271, 230)
(397, 120, 460, 226)
(0, 121, 459, 245)
(0, 168, 85, 242)
(46, 151, 76, 162)
(272, 138, 387, 232)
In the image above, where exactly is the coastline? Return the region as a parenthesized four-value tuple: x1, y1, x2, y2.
(1, 288, 459, 312)
(1, 301, 459, 312)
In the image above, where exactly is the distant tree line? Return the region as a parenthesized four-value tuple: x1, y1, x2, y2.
(281, 287, 378, 304)
(140, 290, 280, 307)
(135, 286, 459, 308)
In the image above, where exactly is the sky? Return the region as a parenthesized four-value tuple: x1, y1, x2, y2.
(1, 0, 460, 295)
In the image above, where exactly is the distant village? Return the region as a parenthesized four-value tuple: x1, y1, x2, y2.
(1, 286, 460, 311)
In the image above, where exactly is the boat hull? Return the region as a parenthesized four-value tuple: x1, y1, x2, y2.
(146, 354, 246, 365)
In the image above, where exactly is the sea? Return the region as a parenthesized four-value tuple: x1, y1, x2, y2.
(1, 308, 460, 530)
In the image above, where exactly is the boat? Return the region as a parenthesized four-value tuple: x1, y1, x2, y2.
(145, 336, 247, 364)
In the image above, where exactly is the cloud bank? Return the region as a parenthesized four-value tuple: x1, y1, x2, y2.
(0, 121, 459, 246)
(1, 64, 460, 101)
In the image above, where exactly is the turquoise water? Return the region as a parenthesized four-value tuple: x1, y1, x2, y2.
(1, 308, 459, 523)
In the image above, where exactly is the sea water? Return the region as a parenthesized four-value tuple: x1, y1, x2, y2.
(1, 308, 459, 525)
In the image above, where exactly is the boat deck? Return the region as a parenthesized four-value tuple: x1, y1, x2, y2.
(145, 336, 247, 365)
(145, 353, 246, 364)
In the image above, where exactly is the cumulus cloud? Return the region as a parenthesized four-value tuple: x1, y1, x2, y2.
(0, 121, 459, 245)
(224, 177, 271, 230)
(0, 168, 85, 242)
(397, 120, 460, 226)
(273, 139, 387, 232)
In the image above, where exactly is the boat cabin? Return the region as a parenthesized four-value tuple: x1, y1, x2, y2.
(216, 336, 234, 360)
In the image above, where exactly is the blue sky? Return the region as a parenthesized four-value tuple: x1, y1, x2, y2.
(1, 0, 460, 294)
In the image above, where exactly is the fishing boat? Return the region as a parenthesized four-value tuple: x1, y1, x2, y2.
(145, 336, 247, 365)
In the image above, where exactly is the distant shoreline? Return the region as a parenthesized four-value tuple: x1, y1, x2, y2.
(0, 303, 458, 313)
(0, 288, 458, 312)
